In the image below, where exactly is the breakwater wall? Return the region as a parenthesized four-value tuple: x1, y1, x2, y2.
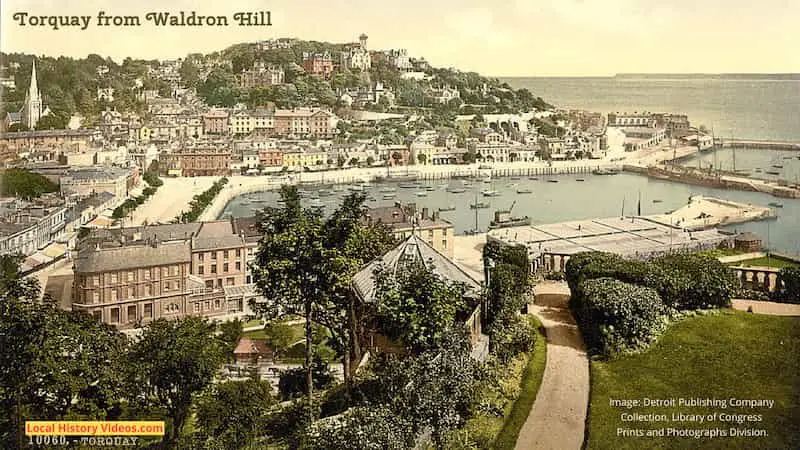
(717, 139, 800, 151)
(623, 165, 800, 199)
(200, 162, 619, 221)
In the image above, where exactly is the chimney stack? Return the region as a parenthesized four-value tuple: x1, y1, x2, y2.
(421, 207, 429, 220)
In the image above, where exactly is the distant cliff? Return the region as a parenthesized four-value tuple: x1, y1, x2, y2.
(615, 73, 800, 81)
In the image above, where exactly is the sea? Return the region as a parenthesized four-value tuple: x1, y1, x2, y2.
(221, 76, 800, 256)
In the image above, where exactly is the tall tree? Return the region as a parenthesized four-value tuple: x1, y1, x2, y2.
(319, 193, 396, 378)
(371, 259, 468, 353)
(252, 185, 330, 413)
(0, 255, 127, 448)
(127, 317, 224, 445)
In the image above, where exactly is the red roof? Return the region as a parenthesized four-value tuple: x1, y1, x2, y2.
(233, 338, 273, 355)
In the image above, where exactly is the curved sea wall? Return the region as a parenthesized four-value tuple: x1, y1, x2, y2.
(200, 161, 620, 221)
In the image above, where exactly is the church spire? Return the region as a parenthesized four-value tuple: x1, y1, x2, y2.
(21, 59, 44, 129)
(28, 59, 40, 100)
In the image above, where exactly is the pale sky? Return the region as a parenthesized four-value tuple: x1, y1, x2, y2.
(2, 0, 799, 76)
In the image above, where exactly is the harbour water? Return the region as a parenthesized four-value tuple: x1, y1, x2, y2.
(220, 172, 800, 256)
(222, 76, 800, 255)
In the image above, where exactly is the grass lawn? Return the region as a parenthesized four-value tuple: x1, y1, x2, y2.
(241, 321, 304, 341)
(493, 315, 548, 450)
(242, 319, 264, 328)
(732, 256, 799, 269)
(587, 310, 800, 450)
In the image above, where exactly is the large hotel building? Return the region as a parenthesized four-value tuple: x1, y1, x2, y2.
(72, 218, 262, 328)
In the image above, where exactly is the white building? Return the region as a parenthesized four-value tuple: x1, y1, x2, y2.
(97, 87, 115, 102)
(341, 34, 372, 72)
(385, 49, 413, 71)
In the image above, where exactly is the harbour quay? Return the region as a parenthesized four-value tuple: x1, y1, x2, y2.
(485, 196, 769, 273)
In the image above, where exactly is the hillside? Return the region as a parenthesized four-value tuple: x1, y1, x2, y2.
(1, 37, 553, 128)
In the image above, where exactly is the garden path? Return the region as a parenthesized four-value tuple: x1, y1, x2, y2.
(515, 281, 589, 450)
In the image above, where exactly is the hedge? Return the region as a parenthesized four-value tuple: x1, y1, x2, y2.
(566, 251, 737, 311)
(572, 278, 666, 356)
(565, 252, 654, 294)
(649, 253, 737, 309)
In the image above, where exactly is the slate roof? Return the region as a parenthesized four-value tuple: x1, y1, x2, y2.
(74, 240, 191, 273)
(233, 338, 273, 356)
(352, 234, 481, 303)
(194, 220, 244, 250)
(231, 216, 263, 243)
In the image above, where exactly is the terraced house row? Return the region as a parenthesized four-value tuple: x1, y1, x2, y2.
(204, 107, 338, 138)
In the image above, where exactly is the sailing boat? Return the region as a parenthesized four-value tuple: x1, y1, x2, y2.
(464, 193, 484, 235)
(439, 186, 456, 212)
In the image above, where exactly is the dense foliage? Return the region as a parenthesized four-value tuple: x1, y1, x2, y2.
(649, 253, 737, 309)
(1, 53, 153, 124)
(773, 267, 800, 304)
(0, 168, 59, 199)
(195, 379, 276, 449)
(486, 314, 536, 364)
(572, 278, 667, 356)
(126, 317, 225, 445)
(566, 251, 737, 311)
(278, 356, 336, 401)
(1, 255, 129, 448)
(142, 171, 163, 187)
(174, 177, 228, 223)
(252, 186, 396, 413)
(374, 330, 484, 449)
(371, 259, 468, 353)
(301, 406, 415, 450)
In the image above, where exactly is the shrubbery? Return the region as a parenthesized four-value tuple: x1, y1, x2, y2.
(650, 253, 737, 309)
(300, 406, 415, 450)
(487, 314, 536, 364)
(772, 267, 800, 304)
(543, 271, 566, 281)
(572, 278, 666, 356)
(278, 355, 335, 400)
(566, 251, 737, 311)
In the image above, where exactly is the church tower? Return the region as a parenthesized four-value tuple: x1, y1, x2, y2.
(21, 60, 44, 129)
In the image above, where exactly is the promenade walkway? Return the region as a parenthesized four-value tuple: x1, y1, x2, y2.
(516, 281, 588, 450)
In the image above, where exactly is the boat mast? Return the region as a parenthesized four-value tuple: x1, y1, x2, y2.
(474, 192, 479, 232)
